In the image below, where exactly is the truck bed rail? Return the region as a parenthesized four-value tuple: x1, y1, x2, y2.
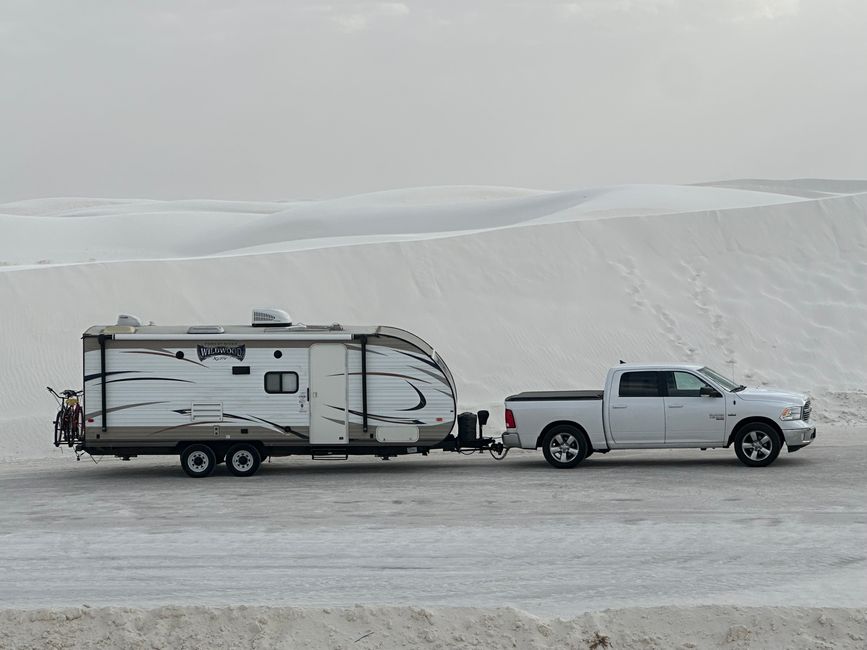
(506, 390, 604, 401)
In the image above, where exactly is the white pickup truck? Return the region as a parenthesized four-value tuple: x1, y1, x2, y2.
(502, 363, 816, 468)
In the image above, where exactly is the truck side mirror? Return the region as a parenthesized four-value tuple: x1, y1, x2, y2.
(699, 386, 721, 398)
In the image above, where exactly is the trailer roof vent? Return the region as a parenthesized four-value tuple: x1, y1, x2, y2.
(117, 314, 143, 327)
(188, 325, 225, 334)
(252, 308, 292, 327)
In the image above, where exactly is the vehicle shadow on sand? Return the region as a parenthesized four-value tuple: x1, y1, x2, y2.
(73, 450, 816, 481)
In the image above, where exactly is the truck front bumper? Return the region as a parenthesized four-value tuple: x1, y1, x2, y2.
(781, 421, 816, 449)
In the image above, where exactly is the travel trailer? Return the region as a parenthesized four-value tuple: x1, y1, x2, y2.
(61, 309, 497, 477)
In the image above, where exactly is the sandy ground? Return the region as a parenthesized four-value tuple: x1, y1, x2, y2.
(1, 605, 865, 649)
(2, 181, 865, 646)
(1, 428, 864, 617)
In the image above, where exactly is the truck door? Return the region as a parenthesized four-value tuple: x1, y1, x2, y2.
(309, 343, 348, 445)
(662, 371, 726, 445)
(607, 371, 665, 445)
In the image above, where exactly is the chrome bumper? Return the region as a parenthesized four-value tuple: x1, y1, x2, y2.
(782, 424, 816, 448)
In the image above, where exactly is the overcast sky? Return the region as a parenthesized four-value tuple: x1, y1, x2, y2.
(1, 0, 865, 201)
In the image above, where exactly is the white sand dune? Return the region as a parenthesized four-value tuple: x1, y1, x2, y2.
(0, 182, 839, 265)
(0, 181, 865, 643)
(2, 605, 864, 649)
(1, 179, 866, 459)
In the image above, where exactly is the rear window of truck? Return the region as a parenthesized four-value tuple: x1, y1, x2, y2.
(619, 371, 661, 397)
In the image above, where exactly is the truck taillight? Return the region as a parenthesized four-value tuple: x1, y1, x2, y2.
(505, 408, 516, 429)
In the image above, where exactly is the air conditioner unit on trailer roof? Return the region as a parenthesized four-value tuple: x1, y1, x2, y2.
(252, 308, 292, 327)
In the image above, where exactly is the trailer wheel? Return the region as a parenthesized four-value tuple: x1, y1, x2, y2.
(180, 444, 216, 478)
(226, 443, 261, 477)
(541, 425, 588, 469)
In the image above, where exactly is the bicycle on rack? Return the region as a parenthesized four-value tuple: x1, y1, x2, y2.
(48, 386, 84, 447)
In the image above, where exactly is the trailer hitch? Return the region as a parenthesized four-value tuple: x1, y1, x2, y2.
(446, 410, 510, 459)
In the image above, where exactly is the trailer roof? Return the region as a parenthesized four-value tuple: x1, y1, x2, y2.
(83, 324, 436, 356)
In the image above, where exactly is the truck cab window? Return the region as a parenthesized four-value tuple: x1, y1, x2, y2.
(618, 371, 661, 397)
(264, 371, 298, 394)
(666, 371, 712, 397)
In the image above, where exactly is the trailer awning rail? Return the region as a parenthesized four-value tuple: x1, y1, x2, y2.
(111, 333, 354, 341)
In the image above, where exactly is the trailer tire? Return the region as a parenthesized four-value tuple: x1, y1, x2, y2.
(180, 444, 216, 478)
(541, 425, 588, 469)
(226, 443, 261, 477)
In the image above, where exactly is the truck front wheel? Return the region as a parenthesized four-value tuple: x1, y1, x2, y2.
(541, 425, 588, 469)
(734, 424, 782, 467)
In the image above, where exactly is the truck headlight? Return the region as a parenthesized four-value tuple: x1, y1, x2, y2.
(780, 406, 803, 421)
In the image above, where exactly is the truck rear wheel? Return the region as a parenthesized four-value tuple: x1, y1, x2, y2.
(734, 424, 782, 467)
(541, 425, 588, 469)
(180, 444, 216, 478)
(226, 443, 261, 477)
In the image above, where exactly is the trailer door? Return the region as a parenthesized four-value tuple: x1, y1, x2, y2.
(309, 343, 348, 444)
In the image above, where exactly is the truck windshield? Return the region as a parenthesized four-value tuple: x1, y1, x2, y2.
(699, 367, 740, 391)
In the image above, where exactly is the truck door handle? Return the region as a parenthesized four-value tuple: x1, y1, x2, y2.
(612, 405, 627, 409)
(668, 405, 684, 409)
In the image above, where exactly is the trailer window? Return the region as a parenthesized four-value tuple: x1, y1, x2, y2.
(264, 372, 298, 394)
(619, 371, 661, 397)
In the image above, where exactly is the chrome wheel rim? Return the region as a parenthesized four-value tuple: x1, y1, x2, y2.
(550, 433, 580, 463)
(187, 450, 210, 473)
(231, 450, 254, 472)
(742, 430, 773, 461)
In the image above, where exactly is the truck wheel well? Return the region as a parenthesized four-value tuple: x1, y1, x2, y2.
(536, 421, 592, 452)
(727, 417, 784, 447)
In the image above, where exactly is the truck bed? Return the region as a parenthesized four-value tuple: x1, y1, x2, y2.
(506, 390, 604, 401)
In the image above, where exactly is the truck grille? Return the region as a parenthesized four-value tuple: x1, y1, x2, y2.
(802, 400, 811, 421)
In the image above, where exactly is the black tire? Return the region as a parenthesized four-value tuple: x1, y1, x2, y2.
(180, 444, 217, 478)
(61, 409, 72, 445)
(734, 423, 782, 467)
(226, 443, 261, 477)
(541, 425, 588, 469)
(69, 405, 82, 446)
(53, 412, 63, 447)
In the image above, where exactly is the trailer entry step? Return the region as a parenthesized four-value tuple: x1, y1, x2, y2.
(311, 453, 349, 461)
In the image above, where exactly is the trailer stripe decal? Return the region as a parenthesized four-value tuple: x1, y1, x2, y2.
(84, 401, 168, 420)
(244, 415, 309, 440)
(167, 408, 306, 438)
(104, 377, 195, 385)
(395, 349, 439, 369)
(342, 407, 424, 425)
(84, 371, 140, 383)
(398, 382, 427, 411)
(119, 349, 208, 367)
(343, 371, 430, 384)
(408, 365, 451, 387)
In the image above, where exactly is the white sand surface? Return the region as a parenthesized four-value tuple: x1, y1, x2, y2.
(1, 429, 864, 612)
(0, 180, 864, 646)
(2, 605, 865, 649)
(1, 179, 865, 459)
